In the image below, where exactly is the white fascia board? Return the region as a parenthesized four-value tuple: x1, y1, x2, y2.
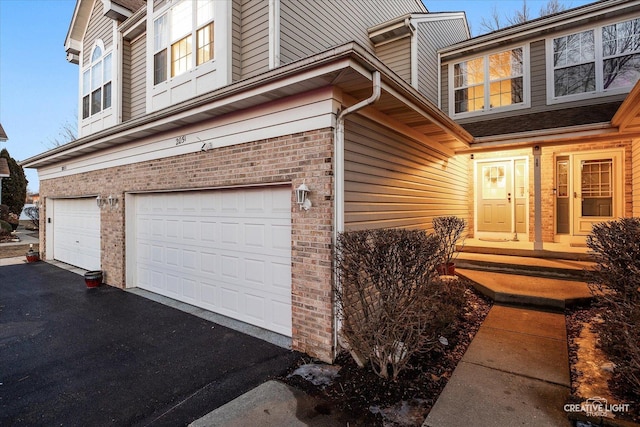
(36, 94, 336, 180)
(65, 0, 94, 55)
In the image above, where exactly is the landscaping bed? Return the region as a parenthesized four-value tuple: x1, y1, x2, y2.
(282, 280, 492, 426)
(0, 243, 39, 259)
(567, 304, 640, 425)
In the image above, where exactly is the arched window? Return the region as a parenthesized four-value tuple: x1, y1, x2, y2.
(82, 43, 112, 119)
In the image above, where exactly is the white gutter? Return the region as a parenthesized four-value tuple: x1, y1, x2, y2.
(334, 70, 381, 236)
(332, 70, 381, 356)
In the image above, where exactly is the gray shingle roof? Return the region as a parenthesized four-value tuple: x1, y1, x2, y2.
(459, 102, 622, 138)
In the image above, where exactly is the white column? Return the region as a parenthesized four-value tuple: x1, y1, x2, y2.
(533, 146, 543, 250)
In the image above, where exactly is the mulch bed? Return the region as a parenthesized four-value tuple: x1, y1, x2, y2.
(281, 279, 492, 426)
(566, 304, 640, 425)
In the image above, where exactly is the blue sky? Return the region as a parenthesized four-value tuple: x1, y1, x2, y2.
(0, 0, 593, 192)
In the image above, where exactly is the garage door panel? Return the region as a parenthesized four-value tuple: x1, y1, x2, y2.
(133, 187, 292, 336)
(53, 199, 101, 271)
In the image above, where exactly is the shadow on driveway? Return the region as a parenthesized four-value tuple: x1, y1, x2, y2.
(0, 262, 300, 426)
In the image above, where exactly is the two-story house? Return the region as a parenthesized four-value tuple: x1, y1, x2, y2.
(22, 0, 472, 362)
(439, 0, 640, 249)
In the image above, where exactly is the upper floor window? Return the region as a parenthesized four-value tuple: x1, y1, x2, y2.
(550, 17, 640, 101)
(82, 44, 112, 119)
(452, 47, 526, 115)
(154, 0, 215, 85)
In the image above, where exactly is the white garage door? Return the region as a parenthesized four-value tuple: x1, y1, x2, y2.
(131, 187, 292, 336)
(52, 198, 101, 271)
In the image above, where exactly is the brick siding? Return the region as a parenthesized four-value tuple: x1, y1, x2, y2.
(39, 128, 336, 362)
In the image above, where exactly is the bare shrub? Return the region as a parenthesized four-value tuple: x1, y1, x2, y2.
(433, 216, 466, 267)
(23, 206, 39, 230)
(335, 228, 465, 381)
(587, 218, 640, 397)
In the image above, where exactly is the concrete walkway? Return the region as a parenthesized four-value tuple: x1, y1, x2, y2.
(423, 305, 571, 427)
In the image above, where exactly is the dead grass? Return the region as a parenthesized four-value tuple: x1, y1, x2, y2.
(0, 244, 39, 259)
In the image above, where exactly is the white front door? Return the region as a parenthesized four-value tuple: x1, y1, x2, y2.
(52, 198, 101, 271)
(128, 187, 292, 336)
(476, 159, 527, 239)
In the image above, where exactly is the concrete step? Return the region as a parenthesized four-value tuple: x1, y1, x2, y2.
(455, 258, 590, 281)
(458, 268, 593, 311)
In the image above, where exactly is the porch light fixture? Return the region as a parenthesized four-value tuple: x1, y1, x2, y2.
(295, 183, 312, 211)
(96, 195, 106, 209)
(107, 195, 119, 210)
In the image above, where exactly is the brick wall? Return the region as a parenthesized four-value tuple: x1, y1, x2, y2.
(40, 128, 336, 362)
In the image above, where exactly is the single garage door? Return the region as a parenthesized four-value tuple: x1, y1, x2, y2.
(131, 187, 292, 336)
(52, 198, 101, 271)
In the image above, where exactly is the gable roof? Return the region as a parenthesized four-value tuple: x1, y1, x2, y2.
(612, 80, 640, 134)
(65, 0, 146, 61)
(0, 123, 7, 142)
(440, 0, 640, 60)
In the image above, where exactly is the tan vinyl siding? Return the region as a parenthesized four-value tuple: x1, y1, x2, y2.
(441, 64, 449, 113)
(376, 37, 411, 84)
(634, 142, 640, 217)
(122, 41, 132, 121)
(153, 0, 165, 13)
(83, 0, 113, 66)
(130, 34, 147, 119)
(530, 39, 547, 109)
(417, 18, 468, 106)
(240, 0, 269, 79)
(279, 0, 423, 65)
(232, 0, 242, 81)
(344, 114, 469, 231)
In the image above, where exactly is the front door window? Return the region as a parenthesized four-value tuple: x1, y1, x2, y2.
(580, 159, 613, 217)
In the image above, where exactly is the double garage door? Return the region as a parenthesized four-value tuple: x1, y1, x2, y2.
(130, 187, 293, 336)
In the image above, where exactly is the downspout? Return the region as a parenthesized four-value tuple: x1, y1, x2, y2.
(332, 70, 381, 356)
(335, 70, 381, 235)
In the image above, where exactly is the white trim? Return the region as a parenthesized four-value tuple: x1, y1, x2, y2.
(545, 14, 640, 105)
(410, 26, 418, 90)
(269, 0, 281, 69)
(147, 0, 231, 113)
(37, 92, 336, 181)
(448, 43, 531, 119)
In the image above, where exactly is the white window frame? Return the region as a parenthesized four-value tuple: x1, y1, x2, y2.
(448, 44, 530, 118)
(546, 15, 640, 104)
(81, 41, 113, 120)
(152, 0, 215, 86)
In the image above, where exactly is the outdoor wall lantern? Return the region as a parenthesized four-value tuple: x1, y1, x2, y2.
(295, 183, 312, 211)
(96, 195, 106, 209)
(107, 195, 119, 210)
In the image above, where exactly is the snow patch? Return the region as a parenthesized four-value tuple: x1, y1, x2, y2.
(288, 363, 341, 387)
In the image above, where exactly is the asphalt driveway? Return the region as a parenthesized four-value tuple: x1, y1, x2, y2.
(0, 261, 299, 426)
